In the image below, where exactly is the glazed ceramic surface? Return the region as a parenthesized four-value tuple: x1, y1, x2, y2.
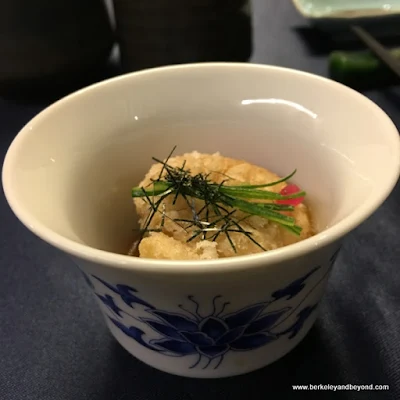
(3, 63, 400, 377)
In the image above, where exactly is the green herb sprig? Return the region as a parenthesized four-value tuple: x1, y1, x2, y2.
(131, 147, 306, 252)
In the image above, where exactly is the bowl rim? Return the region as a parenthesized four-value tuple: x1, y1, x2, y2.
(2, 62, 400, 275)
(291, 0, 400, 20)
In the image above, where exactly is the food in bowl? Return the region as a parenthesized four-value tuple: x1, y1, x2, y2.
(131, 148, 316, 260)
(2, 62, 399, 379)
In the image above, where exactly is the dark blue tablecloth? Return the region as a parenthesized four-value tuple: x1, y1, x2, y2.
(1, 2, 399, 399)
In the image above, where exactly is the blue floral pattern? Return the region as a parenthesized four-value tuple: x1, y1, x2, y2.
(84, 247, 340, 370)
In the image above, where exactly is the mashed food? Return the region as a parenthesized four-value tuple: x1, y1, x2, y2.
(132, 151, 315, 260)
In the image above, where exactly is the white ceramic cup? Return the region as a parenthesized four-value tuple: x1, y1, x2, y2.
(2, 63, 400, 378)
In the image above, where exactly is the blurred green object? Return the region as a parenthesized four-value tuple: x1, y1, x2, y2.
(329, 48, 400, 89)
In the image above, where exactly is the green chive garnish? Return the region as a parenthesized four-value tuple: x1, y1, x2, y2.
(131, 146, 305, 253)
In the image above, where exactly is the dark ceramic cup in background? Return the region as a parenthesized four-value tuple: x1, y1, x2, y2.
(0, 0, 114, 96)
(112, 0, 253, 72)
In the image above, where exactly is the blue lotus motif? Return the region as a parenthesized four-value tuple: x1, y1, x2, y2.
(144, 301, 290, 367)
(97, 294, 123, 317)
(89, 248, 340, 369)
(271, 266, 320, 300)
(93, 275, 154, 310)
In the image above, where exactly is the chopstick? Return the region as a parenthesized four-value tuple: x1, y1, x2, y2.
(351, 25, 400, 79)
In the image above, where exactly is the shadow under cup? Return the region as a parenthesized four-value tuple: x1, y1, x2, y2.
(4, 65, 399, 377)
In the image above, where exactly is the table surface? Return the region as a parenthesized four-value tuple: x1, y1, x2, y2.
(1, 2, 400, 399)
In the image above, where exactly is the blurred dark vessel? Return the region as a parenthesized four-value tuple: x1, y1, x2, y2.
(0, 0, 114, 97)
(113, 0, 253, 71)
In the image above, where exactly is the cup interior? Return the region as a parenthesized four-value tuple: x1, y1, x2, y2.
(3, 64, 399, 259)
